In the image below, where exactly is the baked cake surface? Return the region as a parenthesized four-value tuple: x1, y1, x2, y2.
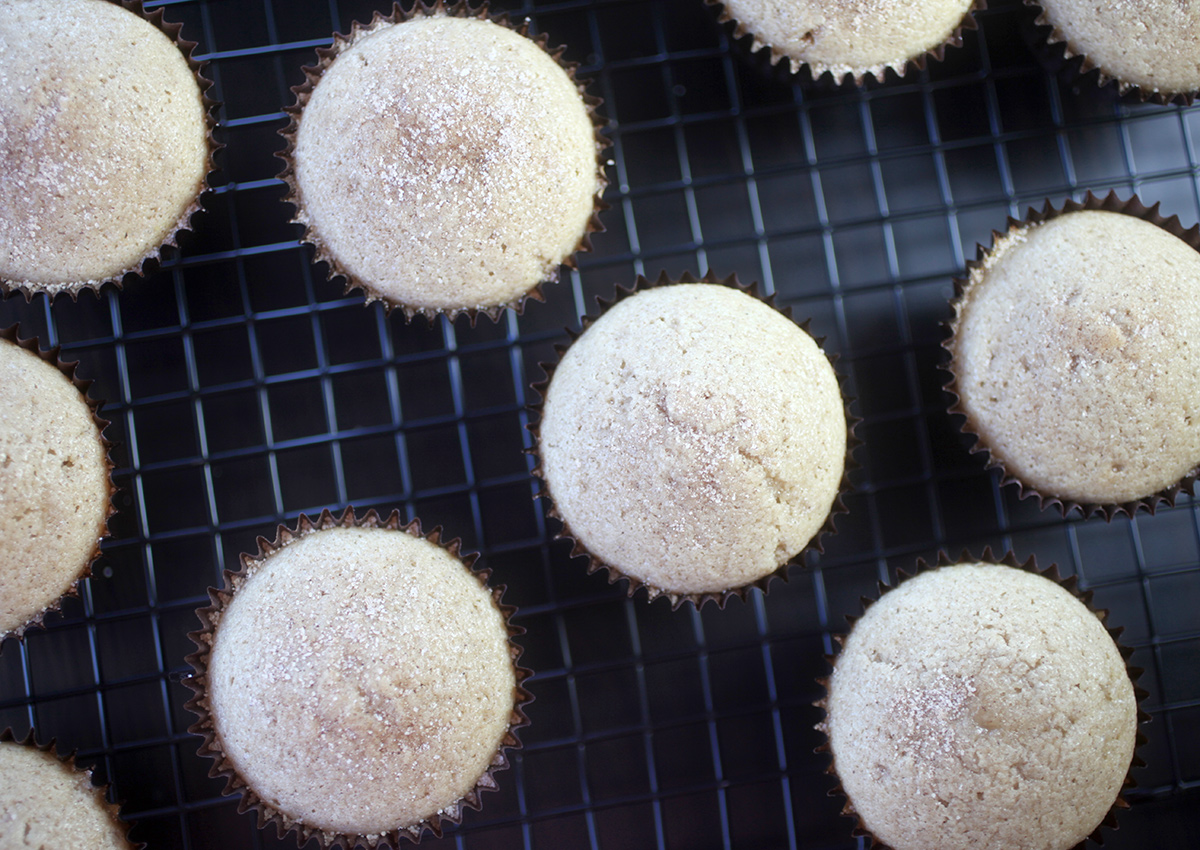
(0, 337, 109, 640)
(721, 0, 974, 80)
(206, 525, 517, 835)
(538, 283, 845, 596)
(0, 740, 132, 849)
(1036, 0, 1200, 96)
(825, 563, 1137, 850)
(0, 0, 209, 293)
(949, 210, 1200, 505)
(291, 13, 601, 314)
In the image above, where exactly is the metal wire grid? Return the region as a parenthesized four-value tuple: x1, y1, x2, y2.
(1, 0, 1199, 847)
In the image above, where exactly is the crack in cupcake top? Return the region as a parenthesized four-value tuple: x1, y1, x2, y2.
(292, 13, 601, 313)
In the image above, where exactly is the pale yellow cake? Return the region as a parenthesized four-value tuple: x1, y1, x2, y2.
(0, 740, 133, 850)
(1035, 0, 1200, 97)
(538, 283, 846, 598)
(0, 0, 209, 294)
(288, 12, 603, 316)
(719, 0, 976, 81)
(0, 337, 110, 640)
(949, 210, 1200, 506)
(823, 563, 1138, 850)
(203, 525, 517, 839)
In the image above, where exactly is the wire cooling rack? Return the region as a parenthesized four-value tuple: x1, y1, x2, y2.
(2, 0, 1199, 847)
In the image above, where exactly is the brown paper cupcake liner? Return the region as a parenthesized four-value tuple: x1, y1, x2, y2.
(705, 0, 984, 87)
(0, 0, 220, 301)
(942, 189, 1200, 521)
(528, 269, 860, 610)
(0, 325, 116, 645)
(1023, 0, 1198, 107)
(277, 0, 610, 326)
(0, 727, 141, 848)
(183, 506, 533, 848)
(814, 548, 1150, 849)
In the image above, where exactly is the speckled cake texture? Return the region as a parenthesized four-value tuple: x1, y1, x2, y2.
(536, 281, 846, 604)
(282, 7, 606, 320)
(1031, 0, 1200, 102)
(0, 333, 111, 642)
(188, 514, 525, 846)
(0, 0, 211, 296)
(822, 562, 1138, 850)
(712, 0, 977, 82)
(0, 734, 134, 850)
(948, 207, 1200, 510)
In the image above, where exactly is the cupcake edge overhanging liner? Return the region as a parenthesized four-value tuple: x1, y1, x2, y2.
(1022, 0, 1198, 106)
(703, 0, 986, 87)
(0, 0, 221, 300)
(812, 547, 1150, 850)
(276, 0, 611, 326)
(942, 189, 1200, 522)
(527, 269, 861, 611)
(0, 324, 116, 646)
(182, 506, 534, 848)
(0, 726, 142, 849)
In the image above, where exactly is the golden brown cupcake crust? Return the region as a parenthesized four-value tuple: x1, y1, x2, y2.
(950, 210, 1200, 505)
(826, 563, 1137, 850)
(0, 338, 109, 640)
(0, 0, 209, 293)
(0, 741, 132, 849)
(291, 13, 602, 315)
(538, 284, 846, 596)
(206, 526, 517, 836)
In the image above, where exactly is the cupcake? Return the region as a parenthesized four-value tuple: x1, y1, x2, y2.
(817, 555, 1143, 850)
(945, 193, 1200, 518)
(279, 3, 608, 323)
(532, 273, 849, 608)
(708, 0, 981, 84)
(0, 729, 136, 849)
(1028, 0, 1200, 104)
(0, 327, 113, 642)
(0, 0, 215, 298)
(185, 508, 531, 846)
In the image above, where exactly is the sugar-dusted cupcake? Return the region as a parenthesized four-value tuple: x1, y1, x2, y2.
(0, 327, 113, 642)
(0, 0, 216, 298)
(1028, 0, 1200, 104)
(709, 0, 982, 84)
(532, 272, 850, 608)
(0, 729, 136, 849)
(185, 508, 531, 846)
(279, 2, 608, 323)
(945, 192, 1200, 518)
(817, 554, 1144, 850)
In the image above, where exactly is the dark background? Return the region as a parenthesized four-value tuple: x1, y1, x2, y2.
(1, 0, 1198, 847)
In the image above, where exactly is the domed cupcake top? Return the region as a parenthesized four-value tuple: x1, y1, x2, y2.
(822, 561, 1138, 850)
(0, 332, 111, 641)
(0, 0, 211, 296)
(189, 514, 526, 845)
(283, 8, 606, 320)
(948, 207, 1200, 509)
(536, 280, 846, 604)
